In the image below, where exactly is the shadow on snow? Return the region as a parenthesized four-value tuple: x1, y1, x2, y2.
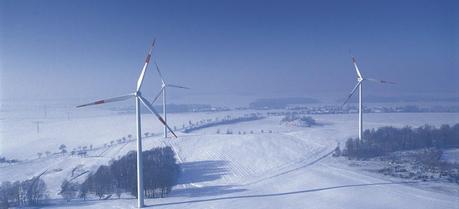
(45, 181, 419, 208)
(177, 160, 229, 185)
(171, 160, 247, 197)
(171, 185, 246, 198)
(148, 181, 419, 208)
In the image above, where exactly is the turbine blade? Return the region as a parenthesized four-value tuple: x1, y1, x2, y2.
(138, 95, 177, 138)
(136, 39, 156, 92)
(151, 87, 165, 104)
(76, 94, 134, 108)
(366, 78, 396, 84)
(342, 81, 362, 106)
(155, 62, 165, 84)
(166, 84, 190, 89)
(352, 56, 363, 79)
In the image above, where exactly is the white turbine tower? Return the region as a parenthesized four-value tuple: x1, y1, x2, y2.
(76, 40, 177, 208)
(342, 56, 395, 141)
(151, 62, 189, 138)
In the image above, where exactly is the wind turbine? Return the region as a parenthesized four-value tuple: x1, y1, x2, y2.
(342, 56, 395, 141)
(151, 62, 189, 138)
(76, 40, 177, 208)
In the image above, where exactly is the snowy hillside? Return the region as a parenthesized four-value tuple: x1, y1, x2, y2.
(443, 149, 459, 164)
(1, 105, 459, 208)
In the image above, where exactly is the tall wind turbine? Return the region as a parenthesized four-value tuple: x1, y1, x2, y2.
(76, 40, 177, 208)
(342, 56, 395, 141)
(151, 62, 189, 138)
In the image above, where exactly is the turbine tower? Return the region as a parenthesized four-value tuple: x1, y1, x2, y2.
(342, 56, 395, 141)
(76, 40, 177, 208)
(151, 62, 189, 138)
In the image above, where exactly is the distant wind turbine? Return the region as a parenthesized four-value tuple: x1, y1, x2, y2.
(342, 56, 395, 141)
(76, 40, 177, 208)
(151, 62, 189, 138)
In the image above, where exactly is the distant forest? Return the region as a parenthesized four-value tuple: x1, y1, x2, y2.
(110, 104, 229, 114)
(249, 97, 319, 109)
(336, 95, 459, 103)
(280, 114, 318, 127)
(343, 124, 459, 159)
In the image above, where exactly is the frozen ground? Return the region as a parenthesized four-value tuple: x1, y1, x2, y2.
(443, 149, 459, 164)
(1, 104, 458, 208)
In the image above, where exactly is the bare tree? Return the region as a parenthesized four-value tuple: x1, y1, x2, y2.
(59, 144, 67, 156)
(60, 179, 78, 202)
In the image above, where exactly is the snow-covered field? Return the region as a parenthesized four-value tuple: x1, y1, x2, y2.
(443, 149, 459, 164)
(1, 104, 459, 209)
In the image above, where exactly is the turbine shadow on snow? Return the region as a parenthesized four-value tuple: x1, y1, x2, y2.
(149, 181, 419, 208)
(178, 160, 229, 184)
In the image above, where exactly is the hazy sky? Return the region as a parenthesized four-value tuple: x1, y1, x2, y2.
(1, 0, 458, 105)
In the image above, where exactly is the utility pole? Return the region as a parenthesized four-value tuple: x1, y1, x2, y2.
(34, 121, 42, 134)
(43, 105, 48, 118)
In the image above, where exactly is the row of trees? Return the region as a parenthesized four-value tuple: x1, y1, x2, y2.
(0, 157, 19, 164)
(36, 132, 139, 160)
(216, 129, 273, 135)
(0, 176, 47, 208)
(343, 124, 459, 159)
(183, 114, 264, 133)
(36, 133, 142, 160)
(249, 97, 319, 109)
(36, 143, 94, 159)
(60, 146, 180, 201)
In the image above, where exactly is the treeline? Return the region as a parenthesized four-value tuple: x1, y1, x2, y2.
(111, 104, 230, 114)
(61, 146, 180, 201)
(183, 114, 264, 133)
(281, 114, 317, 127)
(343, 124, 459, 159)
(249, 97, 319, 109)
(0, 157, 19, 164)
(0, 175, 47, 208)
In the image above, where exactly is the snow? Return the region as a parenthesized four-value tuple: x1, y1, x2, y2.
(443, 149, 459, 164)
(1, 104, 459, 208)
